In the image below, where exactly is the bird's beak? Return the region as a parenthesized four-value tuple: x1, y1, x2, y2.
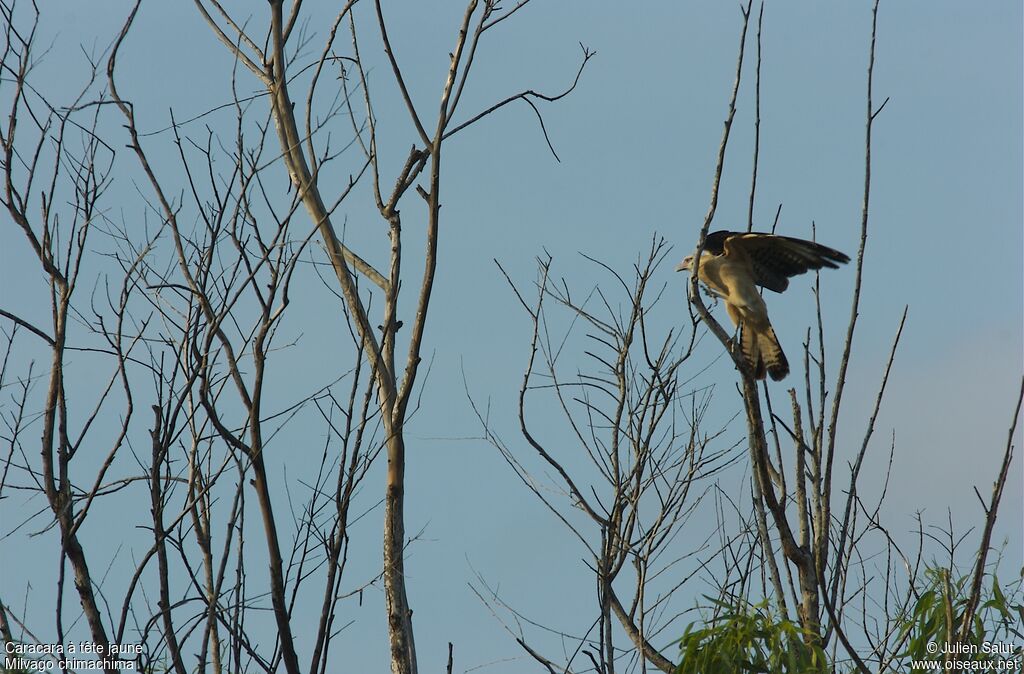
(675, 260, 689, 272)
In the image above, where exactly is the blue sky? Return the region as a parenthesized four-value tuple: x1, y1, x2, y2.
(1, 2, 1021, 672)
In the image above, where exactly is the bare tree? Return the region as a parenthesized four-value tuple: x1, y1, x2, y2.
(1, 1, 589, 673)
(471, 240, 744, 673)
(681, 2, 893, 667)
(485, 2, 1021, 672)
(3, 3, 1018, 674)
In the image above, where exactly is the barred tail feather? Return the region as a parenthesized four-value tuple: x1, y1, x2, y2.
(739, 323, 767, 380)
(760, 324, 789, 381)
(739, 322, 789, 381)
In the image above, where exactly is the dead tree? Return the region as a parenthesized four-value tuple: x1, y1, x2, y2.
(483, 2, 1017, 672)
(1, 1, 590, 673)
(687, 1, 1020, 671)
(181, 3, 591, 671)
(683, 1, 891, 669)
(469, 240, 745, 673)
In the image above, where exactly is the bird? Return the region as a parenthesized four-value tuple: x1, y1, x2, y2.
(677, 230, 850, 381)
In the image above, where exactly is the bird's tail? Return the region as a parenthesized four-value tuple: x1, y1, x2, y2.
(740, 322, 789, 381)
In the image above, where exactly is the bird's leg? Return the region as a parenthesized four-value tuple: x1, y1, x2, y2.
(724, 303, 743, 350)
(701, 287, 730, 343)
(701, 284, 726, 302)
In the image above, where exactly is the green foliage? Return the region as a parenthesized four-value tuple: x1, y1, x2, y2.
(676, 598, 830, 674)
(899, 565, 1024, 670)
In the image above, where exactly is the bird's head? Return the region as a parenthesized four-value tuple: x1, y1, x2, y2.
(675, 254, 695, 273)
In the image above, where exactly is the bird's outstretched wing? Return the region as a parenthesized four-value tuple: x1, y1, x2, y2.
(706, 230, 850, 293)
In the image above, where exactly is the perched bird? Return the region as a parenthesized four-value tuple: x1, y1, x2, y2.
(677, 230, 850, 381)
